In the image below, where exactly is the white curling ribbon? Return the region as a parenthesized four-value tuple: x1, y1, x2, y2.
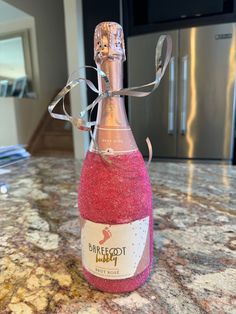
(48, 35, 172, 165)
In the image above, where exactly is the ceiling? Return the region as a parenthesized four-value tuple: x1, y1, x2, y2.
(0, 0, 30, 23)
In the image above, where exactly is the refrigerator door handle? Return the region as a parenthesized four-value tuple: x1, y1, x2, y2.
(168, 56, 175, 134)
(180, 55, 188, 135)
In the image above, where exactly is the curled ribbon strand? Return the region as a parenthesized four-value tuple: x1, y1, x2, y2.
(48, 35, 172, 165)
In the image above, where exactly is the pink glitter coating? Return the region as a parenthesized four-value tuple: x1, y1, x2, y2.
(78, 150, 153, 293)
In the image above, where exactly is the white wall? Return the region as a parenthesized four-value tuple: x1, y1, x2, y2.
(63, 0, 89, 159)
(0, 98, 18, 145)
(0, 0, 68, 146)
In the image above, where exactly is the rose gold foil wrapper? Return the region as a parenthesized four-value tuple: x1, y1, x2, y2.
(94, 22, 126, 63)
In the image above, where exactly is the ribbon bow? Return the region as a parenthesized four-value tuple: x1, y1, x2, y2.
(48, 35, 172, 163)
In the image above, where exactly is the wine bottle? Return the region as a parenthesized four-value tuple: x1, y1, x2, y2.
(78, 22, 153, 293)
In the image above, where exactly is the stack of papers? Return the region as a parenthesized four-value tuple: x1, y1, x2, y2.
(0, 145, 30, 167)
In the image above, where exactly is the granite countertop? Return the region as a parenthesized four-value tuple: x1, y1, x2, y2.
(0, 157, 236, 314)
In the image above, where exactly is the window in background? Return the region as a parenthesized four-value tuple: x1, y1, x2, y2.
(0, 30, 34, 98)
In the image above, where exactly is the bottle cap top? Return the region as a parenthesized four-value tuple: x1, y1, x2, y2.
(94, 21, 126, 63)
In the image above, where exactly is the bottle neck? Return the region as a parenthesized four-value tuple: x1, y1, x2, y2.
(96, 59, 129, 128)
(89, 59, 138, 155)
(97, 59, 123, 92)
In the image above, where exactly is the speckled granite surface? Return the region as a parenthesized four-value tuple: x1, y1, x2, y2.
(0, 157, 236, 314)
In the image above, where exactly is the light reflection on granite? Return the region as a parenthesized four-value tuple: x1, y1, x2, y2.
(0, 157, 235, 313)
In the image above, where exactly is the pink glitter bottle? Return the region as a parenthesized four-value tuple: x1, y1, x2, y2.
(78, 22, 153, 293)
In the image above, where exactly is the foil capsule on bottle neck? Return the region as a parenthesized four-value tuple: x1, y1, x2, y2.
(94, 21, 126, 64)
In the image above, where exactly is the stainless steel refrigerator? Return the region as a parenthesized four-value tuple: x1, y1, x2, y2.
(127, 23, 236, 161)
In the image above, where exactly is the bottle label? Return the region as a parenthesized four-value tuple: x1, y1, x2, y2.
(81, 216, 150, 280)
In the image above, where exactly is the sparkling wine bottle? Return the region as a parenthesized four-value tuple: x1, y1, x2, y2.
(78, 22, 153, 293)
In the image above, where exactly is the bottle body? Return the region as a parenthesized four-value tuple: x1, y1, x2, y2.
(78, 149, 153, 293)
(78, 21, 153, 293)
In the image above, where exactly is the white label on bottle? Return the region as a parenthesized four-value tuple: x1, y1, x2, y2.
(81, 216, 150, 280)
